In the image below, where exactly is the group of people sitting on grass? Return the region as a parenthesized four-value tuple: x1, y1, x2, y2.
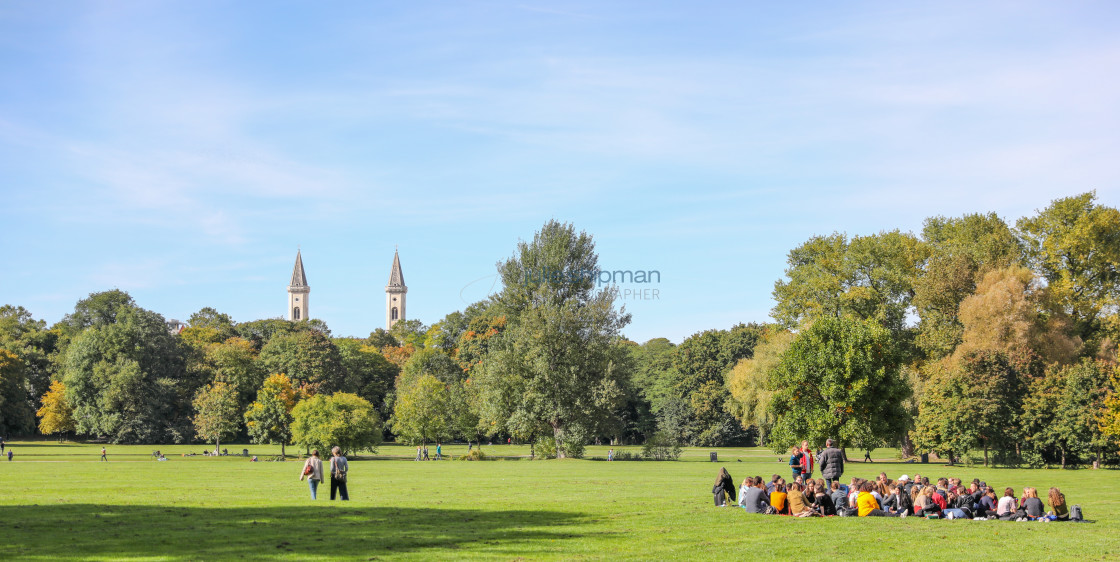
(713, 455, 1080, 521)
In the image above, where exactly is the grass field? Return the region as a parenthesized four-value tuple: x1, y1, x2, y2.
(2, 440, 1118, 560)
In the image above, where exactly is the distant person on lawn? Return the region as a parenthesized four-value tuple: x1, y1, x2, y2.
(101, 447, 107, 462)
(300, 450, 324, 500)
(330, 447, 349, 501)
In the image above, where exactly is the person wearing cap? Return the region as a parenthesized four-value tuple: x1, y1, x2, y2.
(898, 474, 913, 497)
(817, 438, 844, 488)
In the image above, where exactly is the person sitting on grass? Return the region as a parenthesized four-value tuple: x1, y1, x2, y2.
(814, 480, 836, 516)
(830, 480, 848, 511)
(889, 483, 912, 516)
(847, 478, 863, 509)
(857, 482, 904, 517)
(787, 482, 813, 516)
(1020, 487, 1044, 520)
(919, 486, 941, 517)
(770, 483, 788, 515)
(739, 478, 753, 506)
(977, 487, 997, 518)
(1048, 487, 1069, 521)
(766, 474, 780, 494)
(997, 487, 1018, 520)
(740, 477, 770, 514)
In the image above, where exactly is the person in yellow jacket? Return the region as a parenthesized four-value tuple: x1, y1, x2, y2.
(858, 481, 905, 517)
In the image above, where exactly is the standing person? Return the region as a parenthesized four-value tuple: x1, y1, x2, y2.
(1, 436, 5, 452)
(7, 450, 12, 461)
(422, 445, 429, 461)
(800, 441, 814, 479)
(299, 450, 324, 500)
(789, 446, 803, 480)
(435, 443, 442, 461)
(818, 439, 844, 487)
(100, 447, 107, 462)
(864, 449, 872, 462)
(415, 446, 422, 461)
(712, 467, 735, 506)
(608, 448, 613, 461)
(329, 447, 349, 501)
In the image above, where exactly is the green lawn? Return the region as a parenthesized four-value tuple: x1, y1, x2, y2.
(2, 440, 1117, 560)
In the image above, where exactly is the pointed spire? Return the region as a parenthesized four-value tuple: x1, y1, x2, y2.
(290, 250, 308, 288)
(386, 248, 406, 290)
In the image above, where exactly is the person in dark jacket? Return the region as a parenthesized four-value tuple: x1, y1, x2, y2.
(713, 467, 736, 506)
(818, 439, 845, 487)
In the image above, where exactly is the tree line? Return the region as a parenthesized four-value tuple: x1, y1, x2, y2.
(1, 194, 1118, 464)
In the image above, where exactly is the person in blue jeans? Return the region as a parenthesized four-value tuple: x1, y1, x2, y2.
(330, 447, 349, 501)
(789, 446, 803, 480)
(300, 450, 324, 499)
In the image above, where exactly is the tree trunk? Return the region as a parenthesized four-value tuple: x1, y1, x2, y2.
(1061, 448, 1066, 469)
(216, 435, 220, 455)
(947, 449, 954, 466)
(553, 423, 565, 459)
(984, 445, 989, 467)
(281, 441, 286, 458)
(901, 432, 914, 458)
(841, 447, 849, 462)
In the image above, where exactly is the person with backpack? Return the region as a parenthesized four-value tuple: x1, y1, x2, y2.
(1048, 487, 1069, 521)
(712, 467, 735, 506)
(299, 450, 324, 499)
(329, 446, 349, 501)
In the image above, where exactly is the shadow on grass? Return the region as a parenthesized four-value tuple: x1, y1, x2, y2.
(2, 504, 589, 558)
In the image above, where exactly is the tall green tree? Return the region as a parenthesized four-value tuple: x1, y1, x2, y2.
(291, 393, 382, 456)
(912, 351, 1026, 466)
(727, 329, 794, 446)
(259, 329, 344, 393)
(1022, 360, 1114, 467)
(192, 381, 240, 453)
(62, 300, 191, 443)
(334, 339, 399, 418)
(0, 305, 58, 406)
(1017, 192, 1120, 349)
(913, 213, 1024, 359)
(244, 373, 299, 457)
(392, 374, 452, 444)
(474, 220, 630, 458)
(766, 315, 910, 453)
(772, 231, 927, 337)
(0, 349, 35, 436)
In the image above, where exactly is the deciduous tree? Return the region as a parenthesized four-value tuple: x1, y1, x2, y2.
(766, 316, 910, 453)
(244, 373, 299, 456)
(193, 381, 240, 453)
(291, 393, 382, 456)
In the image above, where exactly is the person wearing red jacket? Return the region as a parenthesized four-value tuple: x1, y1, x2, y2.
(800, 441, 815, 479)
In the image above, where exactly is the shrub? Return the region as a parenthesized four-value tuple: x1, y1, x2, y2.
(612, 449, 638, 461)
(641, 433, 682, 461)
(458, 449, 488, 461)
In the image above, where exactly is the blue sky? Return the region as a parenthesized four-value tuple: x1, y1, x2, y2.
(1, 1, 1118, 343)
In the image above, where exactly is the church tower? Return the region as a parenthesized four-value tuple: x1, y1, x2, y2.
(385, 249, 407, 329)
(288, 249, 309, 321)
